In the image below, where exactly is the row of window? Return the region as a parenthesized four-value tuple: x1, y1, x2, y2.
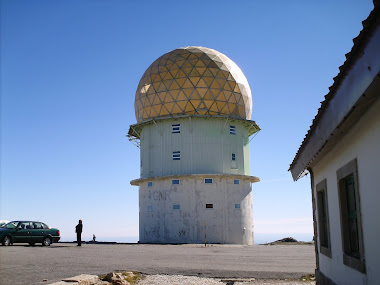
(316, 158, 365, 273)
(147, 203, 241, 211)
(147, 179, 240, 187)
(171, 151, 236, 161)
(170, 124, 237, 135)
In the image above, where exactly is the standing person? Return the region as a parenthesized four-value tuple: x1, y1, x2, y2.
(75, 220, 83, 246)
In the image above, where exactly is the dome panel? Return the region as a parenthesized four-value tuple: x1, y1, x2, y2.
(134, 46, 252, 122)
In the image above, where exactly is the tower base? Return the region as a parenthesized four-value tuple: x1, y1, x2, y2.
(136, 175, 256, 245)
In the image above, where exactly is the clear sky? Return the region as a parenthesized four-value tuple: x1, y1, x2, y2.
(0, 0, 374, 243)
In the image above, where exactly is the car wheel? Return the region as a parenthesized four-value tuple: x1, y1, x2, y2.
(2, 236, 11, 246)
(29, 242, 35, 246)
(42, 237, 52, 246)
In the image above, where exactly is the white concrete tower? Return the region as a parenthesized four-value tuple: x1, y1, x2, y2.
(128, 47, 260, 244)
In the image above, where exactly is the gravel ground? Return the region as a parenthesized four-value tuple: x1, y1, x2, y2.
(136, 274, 316, 285)
(137, 274, 224, 285)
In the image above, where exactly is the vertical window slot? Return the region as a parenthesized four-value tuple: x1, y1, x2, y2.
(173, 151, 181, 160)
(172, 124, 180, 134)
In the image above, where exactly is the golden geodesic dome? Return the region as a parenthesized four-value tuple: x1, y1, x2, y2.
(134, 46, 252, 123)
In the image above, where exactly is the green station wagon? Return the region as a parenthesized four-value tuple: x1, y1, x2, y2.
(0, 221, 60, 246)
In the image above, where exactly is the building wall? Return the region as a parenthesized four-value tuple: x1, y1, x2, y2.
(138, 175, 254, 244)
(313, 99, 380, 285)
(139, 117, 250, 178)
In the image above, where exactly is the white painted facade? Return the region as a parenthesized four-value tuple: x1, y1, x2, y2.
(137, 175, 254, 244)
(312, 99, 380, 285)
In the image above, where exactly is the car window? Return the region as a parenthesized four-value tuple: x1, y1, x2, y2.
(4, 222, 18, 229)
(42, 223, 50, 229)
(19, 222, 31, 230)
(33, 222, 43, 229)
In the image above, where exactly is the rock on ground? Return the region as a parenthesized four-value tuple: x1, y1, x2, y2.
(49, 274, 109, 285)
(49, 273, 316, 285)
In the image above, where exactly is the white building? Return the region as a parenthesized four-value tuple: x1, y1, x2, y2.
(289, 3, 380, 285)
(128, 46, 260, 244)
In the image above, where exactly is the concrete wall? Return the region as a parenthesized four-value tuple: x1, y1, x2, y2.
(139, 117, 250, 178)
(138, 175, 254, 244)
(313, 99, 380, 285)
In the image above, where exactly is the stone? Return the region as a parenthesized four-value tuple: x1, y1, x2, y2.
(105, 272, 130, 285)
(62, 274, 100, 285)
(105, 272, 117, 282)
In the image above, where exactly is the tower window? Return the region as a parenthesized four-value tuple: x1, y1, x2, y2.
(230, 126, 236, 135)
(173, 151, 180, 160)
(205, 178, 213, 184)
(235, 204, 241, 209)
(232, 153, 236, 161)
(172, 179, 180, 185)
(172, 124, 180, 134)
(147, 206, 153, 212)
(173, 204, 180, 210)
(148, 181, 153, 187)
(206, 204, 213, 209)
(234, 179, 239, 184)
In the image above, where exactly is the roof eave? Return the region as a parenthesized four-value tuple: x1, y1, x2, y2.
(290, 73, 380, 180)
(290, 5, 380, 181)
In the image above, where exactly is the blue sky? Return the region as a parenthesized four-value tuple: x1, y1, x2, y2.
(1, 0, 374, 243)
